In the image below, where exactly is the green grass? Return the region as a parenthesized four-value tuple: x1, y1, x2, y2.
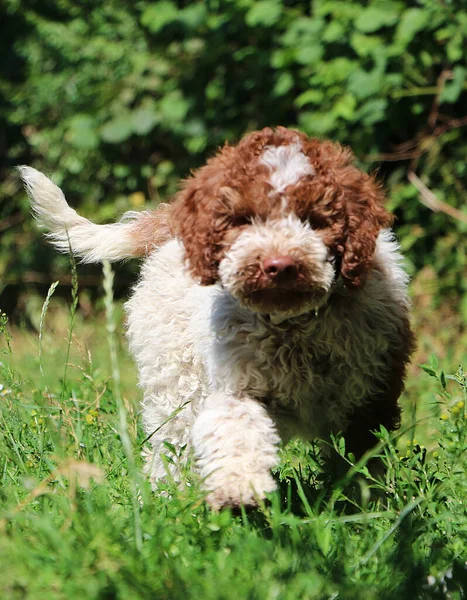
(1, 280, 467, 599)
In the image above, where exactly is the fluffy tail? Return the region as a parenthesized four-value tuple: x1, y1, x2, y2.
(18, 166, 173, 262)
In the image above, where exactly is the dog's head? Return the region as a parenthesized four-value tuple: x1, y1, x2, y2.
(172, 127, 391, 318)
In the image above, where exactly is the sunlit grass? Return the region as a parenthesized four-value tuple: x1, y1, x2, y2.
(1, 282, 466, 598)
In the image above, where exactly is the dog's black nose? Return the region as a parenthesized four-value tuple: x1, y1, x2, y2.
(263, 256, 298, 280)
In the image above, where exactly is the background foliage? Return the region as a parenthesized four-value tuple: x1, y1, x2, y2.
(1, 0, 466, 321)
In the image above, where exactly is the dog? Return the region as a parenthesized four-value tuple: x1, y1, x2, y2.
(20, 127, 415, 509)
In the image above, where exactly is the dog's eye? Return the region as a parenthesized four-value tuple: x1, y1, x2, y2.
(327, 254, 337, 265)
(230, 215, 252, 227)
(301, 215, 329, 229)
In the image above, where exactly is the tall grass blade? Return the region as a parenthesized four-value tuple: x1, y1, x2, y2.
(102, 259, 143, 552)
(62, 231, 78, 396)
(355, 497, 423, 568)
(38, 280, 59, 376)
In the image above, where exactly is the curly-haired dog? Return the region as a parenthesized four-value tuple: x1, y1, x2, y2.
(20, 127, 415, 509)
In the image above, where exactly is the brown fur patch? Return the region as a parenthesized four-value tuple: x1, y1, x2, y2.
(129, 204, 174, 257)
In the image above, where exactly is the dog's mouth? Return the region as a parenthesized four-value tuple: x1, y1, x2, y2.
(243, 285, 328, 315)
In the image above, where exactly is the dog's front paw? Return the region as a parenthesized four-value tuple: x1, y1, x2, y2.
(205, 471, 277, 511)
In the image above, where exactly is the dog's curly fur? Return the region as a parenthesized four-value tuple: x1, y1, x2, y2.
(20, 127, 415, 509)
(172, 127, 390, 288)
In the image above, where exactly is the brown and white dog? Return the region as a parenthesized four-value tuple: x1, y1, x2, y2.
(20, 127, 415, 509)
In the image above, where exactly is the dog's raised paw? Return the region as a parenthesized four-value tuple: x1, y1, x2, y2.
(205, 472, 277, 511)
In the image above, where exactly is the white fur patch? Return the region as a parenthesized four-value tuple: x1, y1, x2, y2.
(19, 165, 141, 263)
(260, 140, 315, 194)
(374, 230, 411, 310)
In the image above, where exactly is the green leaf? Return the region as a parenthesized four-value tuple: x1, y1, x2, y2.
(420, 364, 437, 378)
(395, 8, 430, 48)
(282, 17, 324, 47)
(429, 355, 439, 371)
(355, 98, 387, 125)
(141, 1, 178, 33)
(439, 67, 466, 104)
(273, 72, 294, 97)
(338, 436, 346, 456)
(351, 33, 384, 57)
(101, 115, 133, 144)
(179, 3, 207, 29)
(159, 91, 189, 124)
(113, 165, 130, 178)
(205, 79, 224, 101)
(184, 119, 206, 138)
(447, 32, 464, 62)
(185, 136, 207, 154)
(347, 69, 383, 99)
(67, 114, 99, 150)
(440, 371, 446, 390)
(163, 441, 176, 454)
(313, 58, 356, 84)
(322, 21, 345, 43)
(355, 5, 399, 33)
(296, 45, 323, 66)
(270, 49, 295, 69)
(333, 94, 357, 120)
(131, 108, 160, 136)
(299, 111, 337, 136)
(184, 119, 207, 153)
(246, 0, 282, 27)
(295, 89, 324, 108)
(152, 159, 175, 187)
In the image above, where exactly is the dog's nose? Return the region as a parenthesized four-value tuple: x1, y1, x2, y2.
(263, 256, 298, 280)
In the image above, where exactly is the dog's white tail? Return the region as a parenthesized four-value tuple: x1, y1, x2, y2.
(18, 166, 173, 262)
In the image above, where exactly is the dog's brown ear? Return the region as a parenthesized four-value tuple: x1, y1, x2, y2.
(340, 169, 392, 287)
(171, 157, 230, 285)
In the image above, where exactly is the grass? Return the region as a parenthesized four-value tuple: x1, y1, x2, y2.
(1, 267, 467, 599)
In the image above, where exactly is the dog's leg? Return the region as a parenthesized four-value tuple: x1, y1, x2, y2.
(141, 391, 196, 487)
(192, 393, 280, 510)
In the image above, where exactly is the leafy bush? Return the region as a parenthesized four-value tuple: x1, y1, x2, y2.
(1, 0, 466, 316)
